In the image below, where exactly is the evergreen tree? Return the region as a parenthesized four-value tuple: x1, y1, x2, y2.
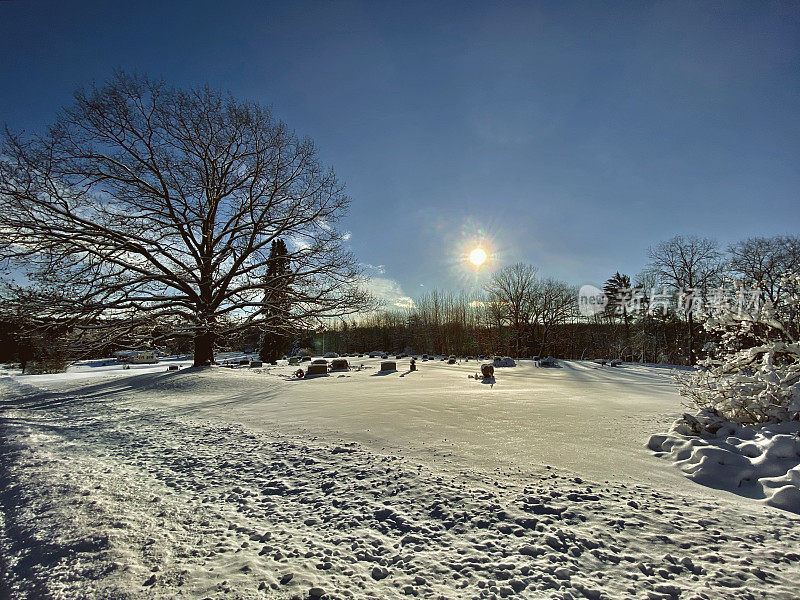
(603, 272, 632, 354)
(259, 240, 292, 362)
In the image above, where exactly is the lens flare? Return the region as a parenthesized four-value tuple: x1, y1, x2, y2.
(469, 247, 487, 266)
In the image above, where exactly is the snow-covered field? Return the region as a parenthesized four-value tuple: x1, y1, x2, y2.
(1, 357, 798, 599)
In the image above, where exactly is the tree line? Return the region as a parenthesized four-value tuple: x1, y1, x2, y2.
(320, 234, 799, 365)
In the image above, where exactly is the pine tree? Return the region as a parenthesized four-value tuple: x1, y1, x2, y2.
(603, 272, 632, 356)
(259, 240, 292, 362)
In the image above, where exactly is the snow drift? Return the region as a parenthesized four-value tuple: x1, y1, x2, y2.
(649, 412, 800, 513)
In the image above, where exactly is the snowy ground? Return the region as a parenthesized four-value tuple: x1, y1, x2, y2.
(1, 357, 798, 599)
(649, 414, 800, 513)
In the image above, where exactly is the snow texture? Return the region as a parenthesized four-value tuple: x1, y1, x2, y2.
(1, 357, 799, 599)
(649, 412, 800, 514)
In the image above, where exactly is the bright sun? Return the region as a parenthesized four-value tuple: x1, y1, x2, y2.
(469, 247, 487, 266)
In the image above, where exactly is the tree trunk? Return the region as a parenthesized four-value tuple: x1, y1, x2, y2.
(623, 308, 630, 361)
(258, 333, 270, 363)
(687, 313, 696, 366)
(193, 331, 215, 366)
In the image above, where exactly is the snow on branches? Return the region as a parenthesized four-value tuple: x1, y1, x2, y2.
(681, 272, 800, 425)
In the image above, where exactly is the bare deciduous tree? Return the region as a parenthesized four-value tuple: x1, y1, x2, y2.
(483, 263, 576, 357)
(0, 73, 370, 365)
(647, 235, 722, 364)
(485, 263, 537, 357)
(532, 277, 577, 356)
(728, 235, 800, 305)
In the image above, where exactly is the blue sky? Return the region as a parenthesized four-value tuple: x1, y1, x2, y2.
(2, 1, 798, 306)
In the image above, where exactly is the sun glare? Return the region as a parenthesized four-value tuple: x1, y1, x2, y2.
(469, 247, 487, 266)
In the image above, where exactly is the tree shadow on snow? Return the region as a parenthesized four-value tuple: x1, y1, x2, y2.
(0, 368, 280, 427)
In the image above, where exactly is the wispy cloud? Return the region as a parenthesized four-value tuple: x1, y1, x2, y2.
(360, 262, 386, 275)
(364, 276, 416, 310)
(287, 234, 312, 251)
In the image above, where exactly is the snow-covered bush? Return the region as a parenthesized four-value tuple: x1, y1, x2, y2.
(681, 272, 800, 425)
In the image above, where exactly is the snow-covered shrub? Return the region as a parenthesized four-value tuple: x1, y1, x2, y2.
(681, 272, 800, 425)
